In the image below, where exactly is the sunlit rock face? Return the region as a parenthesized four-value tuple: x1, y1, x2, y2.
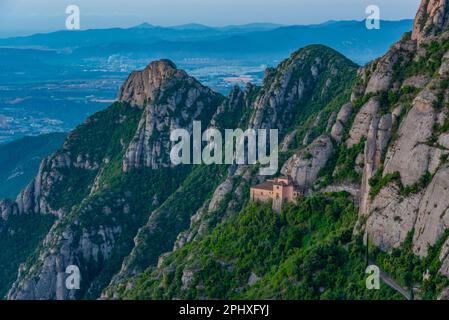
(412, 0, 449, 43)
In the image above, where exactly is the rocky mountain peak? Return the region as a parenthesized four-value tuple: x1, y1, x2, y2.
(118, 59, 187, 107)
(249, 45, 357, 133)
(120, 59, 224, 171)
(412, 0, 449, 43)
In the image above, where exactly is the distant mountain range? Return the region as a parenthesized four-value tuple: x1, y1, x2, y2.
(0, 19, 413, 64)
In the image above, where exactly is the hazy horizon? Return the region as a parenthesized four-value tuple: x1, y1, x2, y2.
(0, 0, 421, 37)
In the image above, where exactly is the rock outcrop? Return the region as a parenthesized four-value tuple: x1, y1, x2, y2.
(383, 90, 438, 186)
(412, 0, 449, 43)
(0, 149, 75, 220)
(100, 46, 358, 299)
(346, 98, 380, 148)
(7, 220, 120, 300)
(365, 39, 416, 94)
(249, 45, 357, 133)
(118, 59, 182, 107)
(358, 112, 393, 218)
(413, 166, 449, 256)
(366, 184, 422, 251)
(0, 199, 18, 221)
(331, 102, 353, 142)
(352, 1, 449, 276)
(281, 134, 333, 191)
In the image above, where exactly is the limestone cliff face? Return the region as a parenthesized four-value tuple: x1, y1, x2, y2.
(361, 58, 449, 255)
(118, 59, 182, 107)
(383, 90, 439, 187)
(0, 199, 18, 222)
(211, 83, 257, 130)
(101, 165, 256, 299)
(11, 0, 449, 299)
(346, 98, 380, 148)
(120, 60, 224, 171)
(330, 102, 353, 143)
(7, 220, 120, 300)
(341, 0, 449, 269)
(0, 143, 98, 224)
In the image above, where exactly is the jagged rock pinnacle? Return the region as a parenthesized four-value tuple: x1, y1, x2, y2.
(412, 0, 449, 42)
(117, 59, 186, 107)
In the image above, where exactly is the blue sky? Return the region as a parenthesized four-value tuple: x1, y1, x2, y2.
(0, 0, 421, 36)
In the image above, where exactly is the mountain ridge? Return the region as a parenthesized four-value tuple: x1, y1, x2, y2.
(0, 19, 413, 65)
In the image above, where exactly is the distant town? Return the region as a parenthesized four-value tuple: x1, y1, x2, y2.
(0, 54, 266, 144)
